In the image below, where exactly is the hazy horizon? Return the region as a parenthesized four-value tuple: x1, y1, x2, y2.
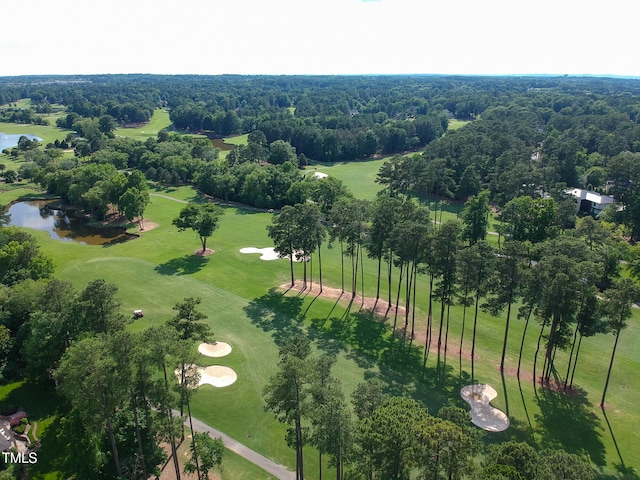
(2, 0, 637, 78)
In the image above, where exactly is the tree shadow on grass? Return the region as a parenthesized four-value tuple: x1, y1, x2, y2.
(533, 383, 607, 468)
(243, 288, 305, 346)
(154, 254, 209, 275)
(600, 407, 640, 480)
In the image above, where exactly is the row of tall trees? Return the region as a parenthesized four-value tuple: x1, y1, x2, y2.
(264, 334, 595, 480)
(267, 189, 637, 400)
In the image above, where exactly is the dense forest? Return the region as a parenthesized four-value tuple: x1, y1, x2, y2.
(3, 74, 640, 219)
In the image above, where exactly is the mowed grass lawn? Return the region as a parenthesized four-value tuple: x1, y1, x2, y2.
(3, 182, 638, 479)
(114, 109, 172, 140)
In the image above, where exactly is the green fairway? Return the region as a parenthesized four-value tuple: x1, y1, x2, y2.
(114, 109, 172, 140)
(306, 159, 386, 200)
(2, 179, 639, 478)
(448, 119, 471, 130)
(0, 121, 70, 147)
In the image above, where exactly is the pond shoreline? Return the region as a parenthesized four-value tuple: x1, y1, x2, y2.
(6, 198, 139, 245)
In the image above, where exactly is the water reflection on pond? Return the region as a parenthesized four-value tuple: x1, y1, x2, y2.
(7, 200, 133, 245)
(0, 133, 42, 151)
(210, 138, 235, 151)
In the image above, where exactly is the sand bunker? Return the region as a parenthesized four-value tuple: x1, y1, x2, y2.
(199, 365, 237, 388)
(198, 342, 232, 357)
(460, 384, 510, 432)
(240, 247, 307, 262)
(176, 364, 238, 388)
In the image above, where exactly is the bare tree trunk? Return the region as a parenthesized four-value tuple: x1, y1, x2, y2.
(393, 263, 404, 334)
(533, 319, 547, 387)
(131, 390, 149, 480)
(186, 394, 201, 480)
(471, 291, 480, 383)
(411, 264, 418, 340)
(459, 286, 469, 377)
(517, 307, 533, 378)
(500, 301, 512, 372)
(375, 256, 382, 302)
(387, 249, 393, 306)
(601, 331, 621, 407)
(569, 333, 584, 389)
(340, 239, 345, 293)
(162, 363, 181, 480)
(318, 243, 323, 293)
(106, 416, 123, 478)
(564, 321, 581, 390)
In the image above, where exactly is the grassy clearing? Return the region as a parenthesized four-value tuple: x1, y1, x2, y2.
(448, 119, 471, 130)
(306, 158, 387, 201)
(223, 134, 248, 146)
(0, 121, 70, 147)
(114, 109, 172, 140)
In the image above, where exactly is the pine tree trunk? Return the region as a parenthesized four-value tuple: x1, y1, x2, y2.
(601, 330, 621, 407)
(318, 243, 323, 293)
(375, 255, 382, 302)
(131, 390, 149, 480)
(569, 333, 584, 389)
(186, 394, 202, 480)
(106, 415, 123, 478)
(162, 362, 181, 480)
(411, 264, 418, 340)
(517, 307, 533, 378)
(340, 239, 345, 293)
(459, 285, 469, 377)
(393, 263, 404, 334)
(564, 321, 581, 390)
(533, 319, 547, 387)
(471, 291, 480, 383)
(290, 255, 295, 288)
(404, 262, 412, 337)
(387, 249, 393, 306)
(500, 301, 512, 372)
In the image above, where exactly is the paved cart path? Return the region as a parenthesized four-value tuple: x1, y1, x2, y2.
(177, 413, 295, 480)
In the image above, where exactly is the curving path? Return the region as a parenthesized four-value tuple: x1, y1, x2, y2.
(176, 412, 295, 480)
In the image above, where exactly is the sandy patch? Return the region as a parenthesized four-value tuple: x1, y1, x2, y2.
(199, 366, 237, 388)
(137, 219, 159, 232)
(240, 247, 307, 262)
(281, 281, 404, 318)
(176, 365, 238, 388)
(198, 342, 232, 358)
(460, 384, 509, 432)
(194, 248, 215, 256)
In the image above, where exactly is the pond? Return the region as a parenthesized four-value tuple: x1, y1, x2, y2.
(0, 133, 42, 151)
(210, 138, 235, 151)
(6, 200, 133, 245)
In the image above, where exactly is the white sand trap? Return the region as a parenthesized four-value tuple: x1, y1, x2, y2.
(313, 171, 328, 179)
(199, 365, 237, 388)
(176, 364, 238, 388)
(460, 384, 510, 432)
(240, 247, 307, 262)
(198, 342, 232, 358)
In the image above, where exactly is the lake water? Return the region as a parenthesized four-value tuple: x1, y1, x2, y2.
(0, 133, 43, 151)
(7, 200, 132, 245)
(210, 138, 235, 151)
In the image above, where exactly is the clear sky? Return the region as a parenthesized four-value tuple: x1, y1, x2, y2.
(2, 0, 637, 77)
